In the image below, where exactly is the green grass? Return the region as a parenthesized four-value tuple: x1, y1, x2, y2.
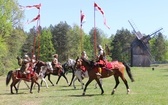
(0, 64, 168, 105)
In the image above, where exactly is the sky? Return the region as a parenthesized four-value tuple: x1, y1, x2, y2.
(18, 0, 168, 38)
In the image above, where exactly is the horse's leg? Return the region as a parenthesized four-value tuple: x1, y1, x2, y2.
(78, 74, 84, 89)
(95, 78, 103, 89)
(24, 81, 30, 89)
(75, 70, 84, 89)
(13, 80, 20, 94)
(10, 83, 14, 94)
(30, 81, 34, 94)
(95, 78, 104, 95)
(41, 77, 49, 88)
(120, 75, 130, 94)
(99, 78, 103, 87)
(82, 78, 93, 96)
(33, 79, 40, 93)
(16, 80, 21, 89)
(47, 74, 54, 86)
(10, 81, 16, 94)
(41, 74, 46, 86)
(56, 75, 61, 85)
(60, 73, 69, 85)
(111, 75, 120, 95)
(69, 69, 75, 86)
(72, 77, 78, 89)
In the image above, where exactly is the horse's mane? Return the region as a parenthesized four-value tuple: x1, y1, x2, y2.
(80, 57, 95, 66)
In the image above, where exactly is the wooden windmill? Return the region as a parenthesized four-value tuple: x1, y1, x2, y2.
(128, 20, 163, 67)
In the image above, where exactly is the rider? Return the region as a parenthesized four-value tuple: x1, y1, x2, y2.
(52, 54, 63, 76)
(31, 54, 37, 71)
(81, 51, 88, 59)
(96, 45, 106, 77)
(20, 54, 31, 74)
(80, 51, 88, 77)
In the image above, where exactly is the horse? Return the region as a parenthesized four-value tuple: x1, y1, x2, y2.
(66, 58, 102, 89)
(40, 61, 69, 86)
(16, 61, 53, 89)
(16, 57, 53, 88)
(6, 68, 40, 94)
(75, 57, 134, 95)
(34, 61, 54, 88)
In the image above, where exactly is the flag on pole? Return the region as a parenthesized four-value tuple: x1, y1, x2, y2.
(27, 14, 40, 24)
(26, 3, 41, 9)
(94, 2, 110, 29)
(19, 3, 41, 10)
(80, 10, 86, 27)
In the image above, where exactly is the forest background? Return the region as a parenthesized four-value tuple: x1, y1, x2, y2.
(0, 0, 167, 75)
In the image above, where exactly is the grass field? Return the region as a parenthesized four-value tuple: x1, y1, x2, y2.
(0, 64, 168, 105)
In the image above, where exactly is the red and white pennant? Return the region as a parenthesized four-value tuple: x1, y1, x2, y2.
(94, 2, 110, 29)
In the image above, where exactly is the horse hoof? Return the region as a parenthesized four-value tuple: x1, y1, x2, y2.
(111, 91, 115, 95)
(82, 93, 85, 96)
(127, 89, 131, 94)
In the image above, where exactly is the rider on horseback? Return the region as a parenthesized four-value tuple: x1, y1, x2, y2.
(80, 51, 88, 77)
(52, 54, 63, 76)
(20, 54, 31, 74)
(96, 45, 106, 77)
(31, 54, 37, 71)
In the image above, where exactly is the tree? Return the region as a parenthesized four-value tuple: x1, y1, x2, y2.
(151, 33, 167, 61)
(51, 21, 71, 62)
(66, 24, 81, 59)
(0, 0, 24, 75)
(111, 28, 134, 62)
(40, 28, 55, 61)
(89, 27, 104, 59)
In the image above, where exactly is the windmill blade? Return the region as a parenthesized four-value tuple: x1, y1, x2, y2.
(149, 28, 163, 37)
(128, 20, 143, 40)
(135, 31, 144, 40)
(140, 40, 155, 62)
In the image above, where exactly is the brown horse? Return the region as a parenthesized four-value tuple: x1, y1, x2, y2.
(6, 57, 40, 94)
(75, 57, 134, 95)
(6, 69, 40, 94)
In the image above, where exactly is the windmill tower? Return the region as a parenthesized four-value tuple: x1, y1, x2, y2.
(128, 20, 163, 67)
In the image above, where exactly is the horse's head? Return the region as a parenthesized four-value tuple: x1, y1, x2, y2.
(45, 62, 53, 73)
(34, 60, 46, 73)
(75, 57, 82, 68)
(16, 56, 23, 66)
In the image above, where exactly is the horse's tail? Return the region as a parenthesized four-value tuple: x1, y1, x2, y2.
(122, 62, 135, 82)
(6, 70, 13, 86)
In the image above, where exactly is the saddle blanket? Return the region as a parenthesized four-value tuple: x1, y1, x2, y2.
(105, 61, 119, 70)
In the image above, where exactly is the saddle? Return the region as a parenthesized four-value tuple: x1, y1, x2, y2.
(17, 66, 34, 80)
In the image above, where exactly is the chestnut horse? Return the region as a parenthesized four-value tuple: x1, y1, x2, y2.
(6, 69, 40, 94)
(75, 57, 134, 95)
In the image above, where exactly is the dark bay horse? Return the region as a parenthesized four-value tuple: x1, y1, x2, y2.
(41, 61, 70, 86)
(75, 57, 134, 95)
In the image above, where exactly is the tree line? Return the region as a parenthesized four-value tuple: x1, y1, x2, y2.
(0, 0, 167, 75)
